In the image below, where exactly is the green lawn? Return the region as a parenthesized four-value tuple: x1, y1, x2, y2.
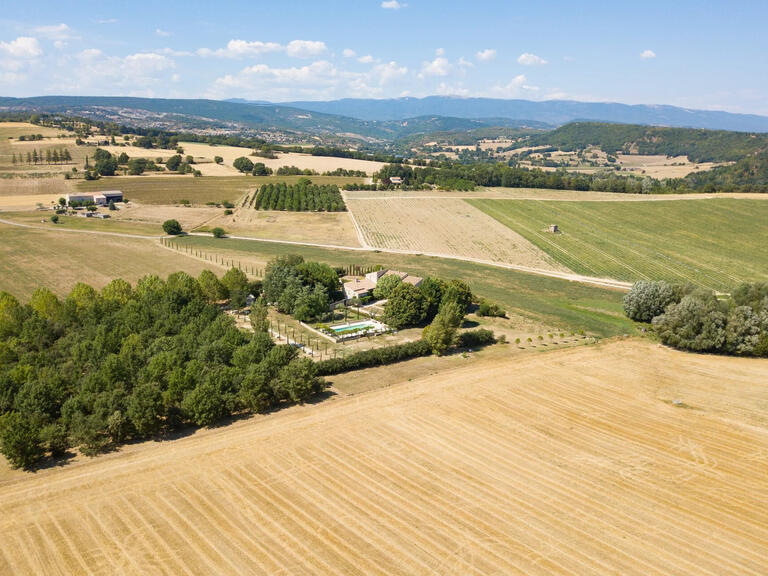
(76, 175, 362, 205)
(175, 235, 634, 337)
(469, 198, 768, 292)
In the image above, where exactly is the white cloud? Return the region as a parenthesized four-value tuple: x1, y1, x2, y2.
(197, 39, 283, 58)
(476, 48, 496, 61)
(435, 82, 469, 96)
(32, 24, 76, 41)
(342, 48, 356, 58)
(381, 0, 405, 9)
(285, 40, 327, 58)
(357, 54, 375, 64)
(419, 56, 450, 77)
(370, 61, 408, 84)
(197, 38, 325, 59)
(0, 36, 43, 60)
(436, 47, 445, 57)
(489, 74, 539, 97)
(96, 18, 117, 24)
(458, 57, 474, 68)
(517, 52, 547, 66)
(122, 53, 175, 76)
(640, 49, 656, 59)
(156, 28, 171, 37)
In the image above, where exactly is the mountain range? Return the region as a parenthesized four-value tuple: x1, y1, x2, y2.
(2, 96, 768, 141)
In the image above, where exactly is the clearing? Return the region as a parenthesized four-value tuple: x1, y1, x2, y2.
(346, 197, 566, 271)
(1, 340, 766, 574)
(470, 197, 768, 291)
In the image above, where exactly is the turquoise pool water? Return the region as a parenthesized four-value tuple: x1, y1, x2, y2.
(330, 321, 377, 334)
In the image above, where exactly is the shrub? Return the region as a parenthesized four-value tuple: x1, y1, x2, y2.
(162, 219, 183, 235)
(456, 329, 496, 348)
(476, 300, 506, 317)
(50, 214, 59, 224)
(623, 281, 683, 322)
(211, 227, 226, 238)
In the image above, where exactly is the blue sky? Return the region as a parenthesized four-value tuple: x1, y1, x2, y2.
(2, 0, 767, 114)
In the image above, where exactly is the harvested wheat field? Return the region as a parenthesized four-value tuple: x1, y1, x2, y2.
(347, 197, 566, 270)
(1, 340, 767, 574)
(203, 208, 362, 247)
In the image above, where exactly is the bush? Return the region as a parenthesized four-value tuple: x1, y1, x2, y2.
(211, 227, 226, 238)
(456, 329, 496, 348)
(623, 281, 683, 322)
(316, 340, 432, 376)
(476, 300, 506, 318)
(233, 156, 254, 173)
(50, 214, 59, 224)
(162, 219, 183, 235)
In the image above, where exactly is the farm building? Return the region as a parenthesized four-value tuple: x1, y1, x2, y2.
(389, 176, 403, 185)
(96, 191, 123, 205)
(343, 277, 376, 300)
(365, 269, 423, 287)
(65, 194, 94, 206)
(343, 269, 423, 300)
(65, 191, 123, 206)
(548, 224, 559, 233)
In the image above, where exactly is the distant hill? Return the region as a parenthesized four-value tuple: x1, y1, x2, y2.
(278, 96, 768, 133)
(526, 122, 768, 162)
(0, 96, 542, 143)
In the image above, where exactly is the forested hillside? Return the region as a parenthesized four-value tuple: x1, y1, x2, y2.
(527, 122, 768, 162)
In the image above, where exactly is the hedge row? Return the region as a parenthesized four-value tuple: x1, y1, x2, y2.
(316, 328, 497, 376)
(316, 340, 432, 376)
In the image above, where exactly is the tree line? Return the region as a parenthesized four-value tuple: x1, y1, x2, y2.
(12, 148, 72, 166)
(623, 281, 768, 356)
(252, 180, 346, 212)
(0, 269, 325, 470)
(375, 158, 768, 194)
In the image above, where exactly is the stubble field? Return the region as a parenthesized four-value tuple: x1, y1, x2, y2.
(346, 197, 566, 271)
(1, 340, 766, 574)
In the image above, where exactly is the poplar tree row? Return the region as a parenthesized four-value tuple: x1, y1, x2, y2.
(11, 148, 72, 165)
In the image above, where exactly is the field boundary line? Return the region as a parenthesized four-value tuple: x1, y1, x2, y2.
(341, 191, 372, 249)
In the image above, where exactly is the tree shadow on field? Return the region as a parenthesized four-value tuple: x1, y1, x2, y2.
(27, 450, 77, 473)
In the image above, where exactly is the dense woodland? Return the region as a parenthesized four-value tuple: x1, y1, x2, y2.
(0, 270, 325, 469)
(623, 281, 768, 356)
(252, 180, 346, 212)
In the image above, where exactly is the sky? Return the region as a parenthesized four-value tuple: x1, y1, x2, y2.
(2, 0, 768, 115)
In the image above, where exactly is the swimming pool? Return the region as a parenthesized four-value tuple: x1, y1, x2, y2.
(329, 320, 378, 334)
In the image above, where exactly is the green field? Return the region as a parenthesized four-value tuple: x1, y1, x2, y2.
(469, 198, 768, 291)
(174, 235, 633, 337)
(76, 175, 362, 205)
